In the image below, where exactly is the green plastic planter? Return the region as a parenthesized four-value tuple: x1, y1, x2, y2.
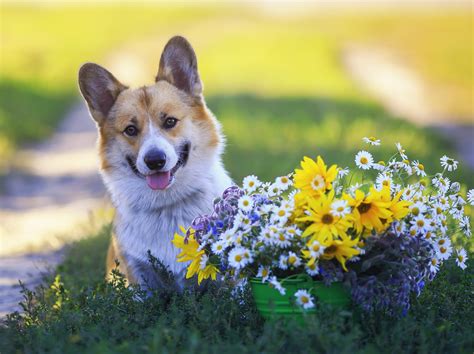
(250, 275, 351, 320)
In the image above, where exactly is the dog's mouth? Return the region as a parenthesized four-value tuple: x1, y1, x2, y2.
(126, 142, 190, 191)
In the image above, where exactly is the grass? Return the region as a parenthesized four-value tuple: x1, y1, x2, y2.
(1, 225, 473, 353)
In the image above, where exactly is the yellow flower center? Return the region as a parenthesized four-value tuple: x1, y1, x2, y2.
(436, 207, 442, 214)
(311, 175, 325, 191)
(288, 256, 297, 265)
(412, 207, 420, 216)
(312, 244, 320, 252)
(410, 229, 417, 236)
(278, 210, 286, 217)
(243, 200, 249, 206)
(425, 232, 432, 239)
(337, 206, 344, 212)
(235, 255, 242, 262)
(431, 259, 437, 266)
(322, 213, 334, 224)
(438, 239, 445, 245)
(418, 163, 424, 171)
(279, 234, 286, 241)
(382, 180, 390, 186)
(358, 202, 372, 214)
(301, 296, 309, 304)
(262, 269, 268, 277)
(417, 219, 425, 227)
(360, 157, 368, 164)
(249, 181, 255, 187)
(458, 255, 464, 262)
(281, 177, 288, 183)
(440, 247, 447, 254)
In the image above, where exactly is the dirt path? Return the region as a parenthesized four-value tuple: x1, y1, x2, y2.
(344, 46, 474, 169)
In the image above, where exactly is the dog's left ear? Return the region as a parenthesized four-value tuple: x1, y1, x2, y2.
(156, 36, 202, 98)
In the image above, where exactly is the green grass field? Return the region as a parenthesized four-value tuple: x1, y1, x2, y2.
(1, 4, 473, 353)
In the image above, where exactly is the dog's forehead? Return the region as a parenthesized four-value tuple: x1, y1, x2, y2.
(114, 81, 194, 120)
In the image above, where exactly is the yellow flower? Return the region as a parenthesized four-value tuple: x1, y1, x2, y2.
(344, 186, 392, 235)
(291, 192, 309, 220)
(298, 191, 353, 243)
(321, 234, 360, 271)
(172, 227, 218, 284)
(294, 156, 338, 199)
(389, 190, 412, 221)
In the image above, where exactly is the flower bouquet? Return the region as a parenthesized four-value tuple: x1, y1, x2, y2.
(173, 138, 472, 318)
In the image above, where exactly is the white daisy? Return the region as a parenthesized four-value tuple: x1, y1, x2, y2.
(363, 136, 381, 146)
(331, 199, 350, 217)
(211, 240, 226, 255)
(305, 262, 320, 276)
(355, 150, 374, 170)
(267, 183, 282, 197)
(401, 185, 417, 201)
(199, 254, 209, 270)
(308, 240, 325, 258)
(228, 247, 253, 269)
(310, 175, 326, 191)
(449, 182, 461, 194)
(410, 201, 428, 217)
(287, 251, 302, 268)
(467, 189, 474, 206)
(233, 212, 252, 232)
(274, 175, 292, 191)
(238, 195, 253, 213)
(285, 226, 302, 237)
(259, 226, 275, 245)
(430, 257, 440, 274)
(269, 276, 286, 295)
(274, 232, 291, 248)
(456, 249, 468, 270)
(436, 240, 452, 261)
(375, 172, 393, 191)
(401, 160, 413, 176)
(392, 221, 406, 236)
(271, 205, 291, 225)
(347, 182, 363, 196)
(459, 216, 471, 237)
(440, 155, 458, 172)
(337, 167, 350, 178)
(257, 266, 271, 282)
(411, 214, 431, 233)
(242, 175, 261, 193)
(412, 160, 427, 177)
(294, 289, 315, 309)
(432, 174, 451, 194)
(395, 142, 408, 160)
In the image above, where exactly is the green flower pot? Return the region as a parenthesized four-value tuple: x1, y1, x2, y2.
(250, 275, 351, 320)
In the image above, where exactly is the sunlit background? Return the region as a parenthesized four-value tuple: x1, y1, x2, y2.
(0, 0, 472, 314)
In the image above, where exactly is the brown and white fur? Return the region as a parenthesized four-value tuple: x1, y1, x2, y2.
(78, 36, 232, 288)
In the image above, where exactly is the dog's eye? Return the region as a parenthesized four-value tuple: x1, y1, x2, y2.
(163, 117, 178, 129)
(124, 125, 138, 137)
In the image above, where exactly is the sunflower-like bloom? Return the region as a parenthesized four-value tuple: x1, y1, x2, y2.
(321, 234, 360, 271)
(344, 186, 392, 235)
(172, 227, 218, 284)
(294, 156, 338, 199)
(297, 190, 353, 243)
(388, 190, 412, 221)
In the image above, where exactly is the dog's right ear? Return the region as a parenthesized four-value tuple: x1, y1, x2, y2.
(78, 63, 127, 124)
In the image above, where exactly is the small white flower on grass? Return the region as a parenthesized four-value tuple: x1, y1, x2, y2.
(228, 247, 253, 269)
(295, 289, 315, 309)
(410, 201, 427, 216)
(242, 175, 261, 193)
(436, 242, 452, 261)
(269, 276, 286, 295)
(363, 136, 381, 146)
(274, 232, 291, 248)
(311, 175, 326, 191)
(412, 160, 427, 177)
(411, 215, 431, 233)
(331, 200, 350, 217)
(355, 151, 374, 170)
(238, 195, 253, 212)
(278, 254, 289, 270)
(467, 189, 474, 206)
(275, 175, 292, 191)
(456, 249, 468, 270)
(257, 266, 271, 282)
(271, 205, 291, 225)
(395, 142, 408, 160)
(432, 174, 451, 194)
(440, 155, 458, 171)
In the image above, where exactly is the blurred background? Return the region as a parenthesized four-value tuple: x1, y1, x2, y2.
(0, 0, 472, 315)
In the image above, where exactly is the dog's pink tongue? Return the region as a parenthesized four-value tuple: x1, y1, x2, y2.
(146, 171, 171, 190)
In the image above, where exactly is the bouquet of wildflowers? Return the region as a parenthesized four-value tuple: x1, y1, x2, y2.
(173, 137, 472, 315)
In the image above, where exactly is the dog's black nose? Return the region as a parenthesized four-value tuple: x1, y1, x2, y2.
(144, 150, 166, 170)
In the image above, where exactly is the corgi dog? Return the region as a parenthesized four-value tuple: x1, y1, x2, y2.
(78, 36, 232, 288)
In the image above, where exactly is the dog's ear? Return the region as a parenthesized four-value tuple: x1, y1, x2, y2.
(156, 36, 202, 98)
(78, 63, 127, 124)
